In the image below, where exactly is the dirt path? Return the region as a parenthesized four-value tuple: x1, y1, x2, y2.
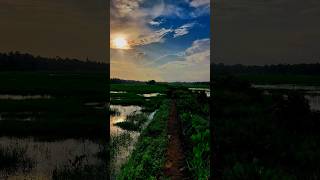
(164, 100, 187, 180)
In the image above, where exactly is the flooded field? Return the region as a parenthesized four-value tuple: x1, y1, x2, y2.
(188, 87, 210, 97)
(138, 93, 163, 97)
(0, 95, 52, 100)
(253, 84, 320, 111)
(110, 104, 156, 178)
(0, 137, 103, 179)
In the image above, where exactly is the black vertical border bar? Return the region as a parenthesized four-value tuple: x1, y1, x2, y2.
(106, 0, 110, 179)
(210, 0, 215, 179)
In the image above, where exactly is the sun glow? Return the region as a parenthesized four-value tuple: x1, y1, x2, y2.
(112, 36, 130, 49)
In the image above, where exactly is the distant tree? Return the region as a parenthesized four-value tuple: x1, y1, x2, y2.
(147, 80, 156, 85)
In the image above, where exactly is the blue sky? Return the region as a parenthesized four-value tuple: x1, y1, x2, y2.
(110, 0, 210, 82)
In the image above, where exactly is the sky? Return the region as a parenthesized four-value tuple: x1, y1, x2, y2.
(110, 0, 210, 82)
(0, 0, 107, 62)
(214, 0, 320, 65)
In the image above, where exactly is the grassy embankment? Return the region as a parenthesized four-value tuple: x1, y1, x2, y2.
(117, 87, 210, 179)
(175, 90, 210, 179)
(213, 76, 320, 179)
(117, 100, 170, 179)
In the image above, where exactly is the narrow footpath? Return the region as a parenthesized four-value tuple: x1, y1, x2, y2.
(164, 100, 187, 180)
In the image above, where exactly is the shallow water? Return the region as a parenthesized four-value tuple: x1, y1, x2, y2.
(252, 84, 320, 91)
(0, 95, 52, 100)
(254, 84, 320, 111)
(305, 95, 320, 111)
(110, 104, 156, 178)
(138, 93, 162, 97)
(0, 137, 101, 179)
(188, 88, 210, 97)
(110, 91, 126, 94)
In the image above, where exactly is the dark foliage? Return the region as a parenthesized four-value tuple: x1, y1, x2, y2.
(0, 51, 107, 72)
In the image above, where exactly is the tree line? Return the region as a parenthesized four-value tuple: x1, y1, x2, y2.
(0, 51, 107, 72)
(212, 63, 320, 75)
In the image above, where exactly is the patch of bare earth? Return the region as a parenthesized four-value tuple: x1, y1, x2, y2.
(164, 100, 188, 180)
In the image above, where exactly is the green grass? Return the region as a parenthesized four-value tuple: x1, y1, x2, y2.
(117, 101, 169, 179)
(0, 71, 108, 138)
(0, 71, 108, 97)
(176, 92, 210, 179)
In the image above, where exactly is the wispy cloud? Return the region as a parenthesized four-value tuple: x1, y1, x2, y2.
(188, 0, 210, 8)
(149, 19, 165, 26)
(173, 22, 196, 38)
(158, 38, 210, 82)
(131, 28, 173, 46)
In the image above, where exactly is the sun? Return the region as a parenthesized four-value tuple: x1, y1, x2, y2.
(112, 37, 130, 49)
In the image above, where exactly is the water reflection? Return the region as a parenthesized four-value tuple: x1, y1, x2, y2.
(138, 93, 162, 97)
(0, 137, 101, 179)
(254, 84, 320, 112)
(0, 95, 52, 100)
(305, 95, 320, 111)
(110, 105, 156, 178)
(188, 88, 210, 97)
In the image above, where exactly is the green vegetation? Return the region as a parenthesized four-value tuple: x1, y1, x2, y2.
(176, 91, 210, 179)
(213, 75, 320, 179)
(117, 101, 169, 179)
(114, 113, 148, 131)
(0, 72, 108, 138)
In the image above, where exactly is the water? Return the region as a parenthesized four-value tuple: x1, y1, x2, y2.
(188, 88, 210, 97)
(0, 95, 52, 100)
(252, 84, 320, 91)
(110, 105, 156, 178)
(138, 93, 162, 97)
(0, 137, 102, 179)
(111, 91, 126, 94)
(253, 84, 320, 111)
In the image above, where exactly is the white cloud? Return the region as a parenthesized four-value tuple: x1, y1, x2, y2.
(149, 19, 165, 26)
(157, 38, 210, 82)
(173, 23, 196, 38)
(185, 38, 210, 56)
(131, 28, 173, 46)
(189, 0, 210, 8)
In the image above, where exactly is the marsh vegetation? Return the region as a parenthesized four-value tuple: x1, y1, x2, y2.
(213, 73, 320, 179)
(0, 54, 108, 179)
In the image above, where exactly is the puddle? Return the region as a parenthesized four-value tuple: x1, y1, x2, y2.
(111, 91, 126, 94)
(0, 95, 52, 100)
(0, 137, 102, 179)
(138, 93, 163, 97)
(305, 95, 320, 111)
(188, 88, 210, 97)
(254, 84, 320, 112)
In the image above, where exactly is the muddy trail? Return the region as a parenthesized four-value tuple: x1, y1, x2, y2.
(164, 100, 188, 180)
